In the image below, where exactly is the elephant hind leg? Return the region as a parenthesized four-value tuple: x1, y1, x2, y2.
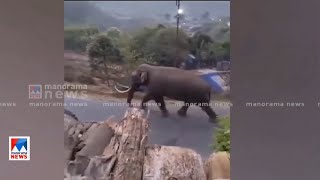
(200, 105, 218, 123)
(154, 96, 169, 117)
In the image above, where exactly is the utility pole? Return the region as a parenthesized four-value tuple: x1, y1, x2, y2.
(175, 0, 183, 67)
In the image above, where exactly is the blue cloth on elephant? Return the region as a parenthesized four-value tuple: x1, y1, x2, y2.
(200, 73, 225, 93)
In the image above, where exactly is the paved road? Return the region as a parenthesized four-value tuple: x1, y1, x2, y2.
(65, 97, 230, 159)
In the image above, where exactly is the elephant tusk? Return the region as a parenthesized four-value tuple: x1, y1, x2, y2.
(114, 85, 131, 93)
(116, 82, 130, 89)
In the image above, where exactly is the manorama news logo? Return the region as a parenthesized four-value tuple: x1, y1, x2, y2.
(29, 84, 42, 99)
(28, 84, 87, 99)
(9, 136, 30, 161)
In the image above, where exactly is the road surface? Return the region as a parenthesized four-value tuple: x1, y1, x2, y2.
(65, 97, 230, 159)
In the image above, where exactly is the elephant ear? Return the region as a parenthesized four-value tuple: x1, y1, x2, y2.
(140, 71, 148, 84)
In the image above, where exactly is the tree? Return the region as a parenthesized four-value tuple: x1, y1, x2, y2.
(129, 27, 161, 56)
(106, 27, 121, 39)
(221, 41, 230, 60)
(146, 28, 190, 66)
(64, 26, 99, 52)
(189, 33, 215, 67)
(87, 34, 122, 86)
(188, 32, 230, 67)
(209, 42, 230, 63)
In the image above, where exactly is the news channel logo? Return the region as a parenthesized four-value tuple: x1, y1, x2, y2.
(29, 84, 42, 99)
(9, 136, 30, 161)
(28, 84, 87, 100)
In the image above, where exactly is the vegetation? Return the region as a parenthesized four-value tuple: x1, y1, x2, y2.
(64, 23, 230, 69)
(130, 25, 190, 66)
(87, 33, 122, 86)
(64, 27, 99, 52)
(212, 116, 230, 153)
(64, 22, 230, 85)
(198, 21, 230, 43)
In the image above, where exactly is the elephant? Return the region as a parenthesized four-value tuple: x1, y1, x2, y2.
(114, 64, 218, 123)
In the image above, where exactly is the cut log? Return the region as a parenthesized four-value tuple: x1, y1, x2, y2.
(143, 145, 206, 180)
(97, 108, 149, 180)
(64, 108, 215, 180)
(65, 108, 149, 180)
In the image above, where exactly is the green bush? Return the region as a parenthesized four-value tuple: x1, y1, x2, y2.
(212, 116, 230, 153)
(64, 26, 99, 52)
(130, 25, 190, 67)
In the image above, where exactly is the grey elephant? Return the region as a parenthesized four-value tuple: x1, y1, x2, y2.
(115, 64, 217, 123)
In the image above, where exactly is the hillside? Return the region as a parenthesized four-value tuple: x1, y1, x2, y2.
(64, 1, 158, 33)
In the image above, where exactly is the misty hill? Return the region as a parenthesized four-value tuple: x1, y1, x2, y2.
(64, 2, 158, 32)
(94, 1, 230, 20)
(64, 1, 230, 42)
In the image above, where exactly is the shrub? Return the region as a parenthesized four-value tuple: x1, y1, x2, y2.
(64, 26, 99, 52)
(212, 116, 230, 153)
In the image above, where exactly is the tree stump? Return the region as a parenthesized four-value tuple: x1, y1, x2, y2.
(65, 108, 149, 180)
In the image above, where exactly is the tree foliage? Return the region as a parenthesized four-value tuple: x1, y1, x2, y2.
(87, 34, 122, 85)
(64, 23, 230, 70)
(106, 27, 121, 39)
(87, 35, 120, 60)
(189, 33, 230, 67)
(64, 27, 99, 52)
(130, 25, 190, 66)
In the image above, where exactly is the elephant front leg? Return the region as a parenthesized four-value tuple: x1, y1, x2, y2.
(177, 102, 189, 117)
(141, 93, 152, 110)
(200, 105, 218, 123)
(127, 87, 136, 107)
(155, 96, 169, 117)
